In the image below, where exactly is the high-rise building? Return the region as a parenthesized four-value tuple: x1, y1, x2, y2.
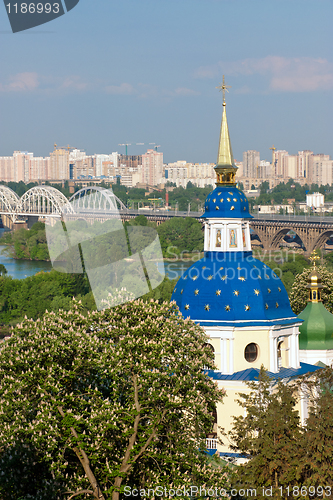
(243, 150, 260, 178)
(141, 149, 163, 186)
(49, 147, 70, 180)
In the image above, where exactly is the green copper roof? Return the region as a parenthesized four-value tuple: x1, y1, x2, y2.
(298, 302, 333, 350)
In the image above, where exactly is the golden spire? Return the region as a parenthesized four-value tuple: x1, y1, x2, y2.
(214, 76, 237, 187)
(307, 252, 323, 302)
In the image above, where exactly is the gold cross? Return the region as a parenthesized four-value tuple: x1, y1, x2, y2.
(216, 75, 231, 104)
(309, 252, 320, 268)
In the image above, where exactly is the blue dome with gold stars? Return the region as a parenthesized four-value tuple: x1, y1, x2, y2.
(171, 252, 299, 327)
(203, 186, 252, 219)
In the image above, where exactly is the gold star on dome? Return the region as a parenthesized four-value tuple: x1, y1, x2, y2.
(257, 274, 262, 280)
(185, 304, 190, 310)
(217, 192, 221, 195)
(233, 198, 237, 202)
(239, 276, 246, 282)
(194, 289, 199, 295)
(254, 289, 260, 296)
(227, 198, 231, 202)
(180, 289, 183, 294)
(219, 266, 224, 270)
(213, 198, 216, 203)
(215, 206, 219, 210)
(265, 303, 269, 309)
(183, 275, 187, 280)
(276, 302, 279, 308)
(225, 305, 231, 311)
(245, 305, 250, 311)
(267, 288, 271, 293)
(278, 287, 281, 292)
(253, 265, 257, 268)
(228, 191, 233, 195)
(230, 206, 235, 210)
(202, 266, 206, 269)
(265, 274, 269, 279)
(233, 290, 239, 296)
(174, 288, 177, 292)
(237, 266, 242, 270)
(215, 289, 221, 296)
(220, 198, 224, 202)
(243, 207, 246, 211)
(208, 275, 213, 281)
(221, 275, 227, 281)
(263, 264, 267, 268)
(192, 276, 198, 281)
(204, 304, 210, 311)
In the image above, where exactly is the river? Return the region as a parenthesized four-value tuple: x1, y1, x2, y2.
(0, 229, 191, 280)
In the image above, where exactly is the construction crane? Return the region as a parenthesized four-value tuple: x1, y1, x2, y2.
(53, 144, 77, 152)
(118, 143, 131, 155)
(148, 143, 161, 152)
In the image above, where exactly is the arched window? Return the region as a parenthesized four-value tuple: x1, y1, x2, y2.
(277, 340, 284, 369)
(244, 343, 259, 363)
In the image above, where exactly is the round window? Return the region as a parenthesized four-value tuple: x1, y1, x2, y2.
(244, 343, 259, 363)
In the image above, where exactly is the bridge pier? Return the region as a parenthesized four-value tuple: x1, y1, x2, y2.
(27, 216, 39, 229)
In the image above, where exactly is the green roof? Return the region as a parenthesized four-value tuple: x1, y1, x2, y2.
(298, 302, 333, 350)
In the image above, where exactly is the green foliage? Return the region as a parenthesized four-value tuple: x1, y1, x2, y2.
(0, 222, 50, 261)
(0, 300, 228, 499)
(157, 217, 204, 258)
(0, 270, 90, 324)
(297, 367, 333, 488)
(263, 252, 310, 294)
(166, 184, 213, 211)
(289, 265, 333, 314)
(0, 264, 7, 276)
(141, 275, 178, 303)
(229, 367, 302, 497)
(256, 179, 331, 206)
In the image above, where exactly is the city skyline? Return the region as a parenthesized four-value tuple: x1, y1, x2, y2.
(0, 0, 332, 163)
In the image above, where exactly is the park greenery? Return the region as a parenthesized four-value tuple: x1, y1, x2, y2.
(2, 219, 333, 328)
(0, 299, 228, 500)
(228, 366, 333, 498)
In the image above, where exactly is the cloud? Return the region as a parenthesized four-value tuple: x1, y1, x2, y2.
(0, 72, 39, 92)
(194, 56, 333, 92)
(105, 83, 136, 95)
(174, 87, 200, 96)
(104, 83, 200, 99)
(59, 76, 88, 91)
(0, 72, 90, 93)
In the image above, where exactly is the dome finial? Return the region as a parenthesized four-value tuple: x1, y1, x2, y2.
(214, 76, 237, 187)
(307, 252, 323, 302)
(309, 251, 320, 269)
(216, 75, 231, 107)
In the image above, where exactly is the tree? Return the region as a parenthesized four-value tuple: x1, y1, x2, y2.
(289, 265, 333, 314)
(0, 299, 228, 500)
(228, 367, 302, 498)
(157, 217, 204, 258)
(297, 367, 333, 489)
(0, 264, 7, 276)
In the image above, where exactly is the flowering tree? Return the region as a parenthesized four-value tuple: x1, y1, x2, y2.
(0, 299, 227, 500)
(289, 265, 333, 315)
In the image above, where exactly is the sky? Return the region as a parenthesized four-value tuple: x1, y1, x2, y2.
(0, 0, 333, 164)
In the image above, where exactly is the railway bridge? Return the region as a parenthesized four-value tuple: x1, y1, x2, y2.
(0, 185, 332, 256)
